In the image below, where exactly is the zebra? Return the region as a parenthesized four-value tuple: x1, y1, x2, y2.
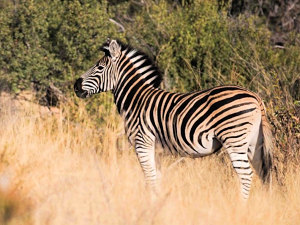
(74, 39, 273, 199)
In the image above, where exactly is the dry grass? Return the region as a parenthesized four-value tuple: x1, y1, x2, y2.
(0, 92, 299, 225)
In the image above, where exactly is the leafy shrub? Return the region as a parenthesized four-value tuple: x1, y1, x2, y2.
(0, 0, 121, 92)
(121, 0, 300, 96)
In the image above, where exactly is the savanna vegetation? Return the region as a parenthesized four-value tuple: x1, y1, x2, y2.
(0, 0, 299, 224)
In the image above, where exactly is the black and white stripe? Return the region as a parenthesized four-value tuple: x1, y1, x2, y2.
(74, 39, 273, 199)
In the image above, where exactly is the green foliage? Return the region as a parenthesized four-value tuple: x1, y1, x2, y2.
(1, 0, 299, 100)
(0, 0, 121, 92)
(121, 0, 300, 96)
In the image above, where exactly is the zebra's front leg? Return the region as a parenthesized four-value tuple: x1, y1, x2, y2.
(135, 132, 160, 195)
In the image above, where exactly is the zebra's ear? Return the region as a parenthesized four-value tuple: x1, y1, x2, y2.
(109, 40, 121, 61)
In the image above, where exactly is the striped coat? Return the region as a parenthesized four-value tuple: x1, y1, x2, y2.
(74, 39, 273, 199)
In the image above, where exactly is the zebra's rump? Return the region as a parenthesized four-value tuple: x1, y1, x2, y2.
(144, 85, 262, 156)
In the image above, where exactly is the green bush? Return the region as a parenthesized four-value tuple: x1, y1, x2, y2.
(0, 0, 121, 92)
(122, 0, 300, 96)
(1, 0, 299, 100)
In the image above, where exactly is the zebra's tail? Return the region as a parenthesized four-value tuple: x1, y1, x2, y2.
(260, 104, 273, 184)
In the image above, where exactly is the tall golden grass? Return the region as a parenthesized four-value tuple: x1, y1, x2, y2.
(0, 92, 299, 225)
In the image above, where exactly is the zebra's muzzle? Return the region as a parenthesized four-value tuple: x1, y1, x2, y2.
(74, 78, 88, 98)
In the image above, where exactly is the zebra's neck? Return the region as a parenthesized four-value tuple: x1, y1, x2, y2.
(112, 47, 162, 115)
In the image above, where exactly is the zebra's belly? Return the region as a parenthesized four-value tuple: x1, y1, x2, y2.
(157, 130, 222, 157)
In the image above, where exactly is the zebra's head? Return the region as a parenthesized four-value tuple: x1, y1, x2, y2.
(74, 39, 122, 98)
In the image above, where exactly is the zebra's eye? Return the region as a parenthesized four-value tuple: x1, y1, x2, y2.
(98, 65, 104, 70)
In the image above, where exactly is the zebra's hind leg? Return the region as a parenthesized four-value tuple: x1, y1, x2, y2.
(135, 131, 160, 196)
(228, 148, 253, 200)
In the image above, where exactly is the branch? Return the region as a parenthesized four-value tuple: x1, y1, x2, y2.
(109, 18, 125, 33)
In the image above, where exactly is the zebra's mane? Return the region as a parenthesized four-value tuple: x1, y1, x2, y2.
(101, 40, 162, 88)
